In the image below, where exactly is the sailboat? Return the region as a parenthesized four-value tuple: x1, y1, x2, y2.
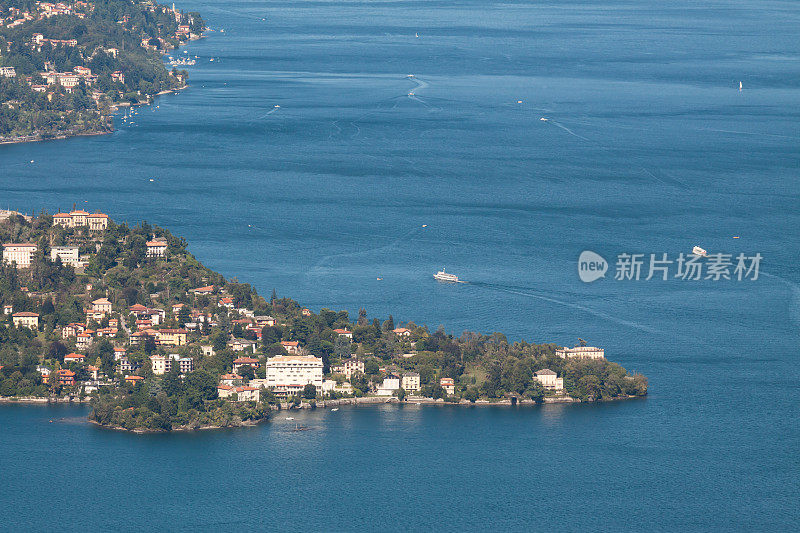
(739, 81, 743, 91)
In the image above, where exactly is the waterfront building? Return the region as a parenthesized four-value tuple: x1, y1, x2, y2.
(401, 372, 420, 393)
(265, 355, 324, 397)
(333, 358, 364, 379)
(56, 369, 76, 386)
(534, 369, 564, 392)
(377, 374, 401, 396)
(12, 311, 39, 329)
(556, 346, 605, 360)
(440, 377, 455, 395)
(2, 243, 37, 268)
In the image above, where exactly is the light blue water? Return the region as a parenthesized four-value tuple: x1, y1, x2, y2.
(1, 0, 799, 529)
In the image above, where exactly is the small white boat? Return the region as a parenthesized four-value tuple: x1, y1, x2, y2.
(422, 224, 427, 227)
(285, 417, 295, 420)
(274, 105, 280, 108)
(540, 117, 548, 121)
(149, 178, 155, 182)
(517, 100, 522, 104)
(209, 58, 215, 62)
(739, 81, 742, 91)
(415, 32, 419, 38)
(434, 268, 459, 282)
(376, 277, 382, 281)
(692, 246, 708, 257)
(331, 408, 339, 412)
(408, 92, 414, 96)
(407, 74, 415, 78)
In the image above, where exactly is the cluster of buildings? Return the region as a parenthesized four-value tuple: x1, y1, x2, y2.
(1, 210, 108, 270)
(0, 1, 93, 29)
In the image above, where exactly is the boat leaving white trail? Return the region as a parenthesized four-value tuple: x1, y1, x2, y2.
(434, 268, 462, 283)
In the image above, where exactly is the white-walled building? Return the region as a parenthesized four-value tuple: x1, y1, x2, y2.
(534, 369, 564, 392)
(2, 243, 37, 268)
(377, 375, 401, 396)
(556, 346, 605, 360)
(265, 355, 323, 397)
(401, 372, 420, 393)
(50, 246, 80, 266)
(12, 312, 39, 329)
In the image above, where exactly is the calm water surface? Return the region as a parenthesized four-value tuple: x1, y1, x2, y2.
(1, 0, 799, 530)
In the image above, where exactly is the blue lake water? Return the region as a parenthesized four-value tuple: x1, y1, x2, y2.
(1, 0, 799, 529)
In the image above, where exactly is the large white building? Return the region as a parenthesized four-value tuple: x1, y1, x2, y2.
(2, 243, 37, 268)
(265, 355, 323, 397)
(556, 346, 605, 360)
(534, 369, 564, 392)
(50, 245, 80, 266)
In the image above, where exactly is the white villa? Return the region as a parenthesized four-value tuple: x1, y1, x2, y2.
(265, 355, 324, 397)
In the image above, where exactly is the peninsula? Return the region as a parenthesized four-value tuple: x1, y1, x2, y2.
(0, 209, 647, 432)
(0, 0, 205, 143)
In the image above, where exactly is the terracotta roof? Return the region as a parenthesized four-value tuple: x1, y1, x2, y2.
(3, 243, 37, 248)
(57, 369, 75, 376)
(12, 311, 39, 317)
(53, 213, 71, 218)
(281, 341, 298, 346)
(536, 369, 557, 376)
(92, 298, 112, 304)
(233, 357, 258, 364)
(87, 213, 108, 218)
(129, 304, 148, 311)
(65, 353, 84, 359)
(146, 240, 166, 247)
(69, 210, 89, 215)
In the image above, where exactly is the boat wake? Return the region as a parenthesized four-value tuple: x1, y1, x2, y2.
(306, 225, 423, 277)
(470, 281, 665, 336)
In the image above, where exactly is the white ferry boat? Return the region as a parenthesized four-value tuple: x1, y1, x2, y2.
(692, 246, 708, 257)
(434, 268, 459, 282)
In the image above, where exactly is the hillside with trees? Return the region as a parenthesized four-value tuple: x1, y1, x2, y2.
(0, 210, 646, 431)
(0, 0, 204, 141)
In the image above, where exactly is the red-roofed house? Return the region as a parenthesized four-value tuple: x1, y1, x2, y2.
(191, 285, 214, 295)
(392, 327, 412, 338)
(87, 213, 108, 231)
(64, 353, 85, 363)
(56, 369, 76, 386)
(232, 357, 260, 373)
(146, 239, 167, 258)
(281, 341, 300, 355)
(333, 328, 353, 339)
(125, 375, 144, 385)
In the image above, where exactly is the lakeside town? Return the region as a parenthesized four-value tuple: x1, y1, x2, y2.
(0, 0, 204, 142)
(0, 208, 647, 431)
